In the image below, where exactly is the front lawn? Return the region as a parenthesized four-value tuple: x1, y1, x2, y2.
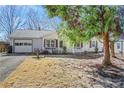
(1, 54, 124, 88)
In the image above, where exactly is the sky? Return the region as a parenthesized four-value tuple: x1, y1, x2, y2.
(0, 5, 61, 40)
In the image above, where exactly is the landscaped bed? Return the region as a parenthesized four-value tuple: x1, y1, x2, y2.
(0, 54, 124, 88)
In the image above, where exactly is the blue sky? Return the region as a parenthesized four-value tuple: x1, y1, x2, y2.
(0, 5, 61, 40)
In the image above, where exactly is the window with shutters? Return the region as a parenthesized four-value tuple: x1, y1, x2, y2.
(90, 41, 96, 48)
(45, 40, 56, 48)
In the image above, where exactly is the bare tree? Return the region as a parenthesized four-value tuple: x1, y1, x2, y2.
(26, 8, 42, 30)
(26, 7, 60, 31)
(38, 17, 60, 31)
(0, 5, 25, 40)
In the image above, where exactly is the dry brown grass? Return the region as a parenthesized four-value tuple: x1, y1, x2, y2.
(1, 54, 124, 88)
(0, 56, 90, 88)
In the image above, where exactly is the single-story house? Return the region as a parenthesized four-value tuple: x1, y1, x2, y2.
(10, 30, 124, 54)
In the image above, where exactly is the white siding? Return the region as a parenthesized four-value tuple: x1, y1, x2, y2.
(11, 33, 124, 54)
(32, 38, 43, 52)
(97, 41, 103, 52)
(66, 38, 103, 53)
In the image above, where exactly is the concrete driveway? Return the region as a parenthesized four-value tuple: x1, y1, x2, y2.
(0, 54, 26, 82)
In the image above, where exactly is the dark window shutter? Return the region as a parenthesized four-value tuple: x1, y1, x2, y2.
(56, 39, 58, 48)
(89, 40, 91, 48)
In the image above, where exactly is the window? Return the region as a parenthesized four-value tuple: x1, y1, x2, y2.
(51, 40, 55, 48)
(117, 43, 120, 49)
(75, 42, 83, 48)
(29, 43, 32, 45)
(75, 43, 80, 48)
(46, 40, 50, 48)
(24, 43, 32, 46)
(60, 41, 63, 48)
(90, 41, 96, 48)
(15, 43, 19, 46)
(91, 41, 96, 47)
(27, 43, 32, 46)
(15, 42, 32, 46)
(24, 43, 28, 46)
(45, 40, 56, 48)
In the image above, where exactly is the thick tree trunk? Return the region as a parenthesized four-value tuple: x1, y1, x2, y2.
(102, 32, 112, 66)
(110, 41, 116, 58)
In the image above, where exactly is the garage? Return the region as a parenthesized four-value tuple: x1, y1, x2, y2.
(14, 40, 32, 53)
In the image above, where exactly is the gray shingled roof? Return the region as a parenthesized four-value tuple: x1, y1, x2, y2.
(10, 30, 55, 39)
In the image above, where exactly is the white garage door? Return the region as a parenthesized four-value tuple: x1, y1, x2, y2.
(14, 40, 32, 53)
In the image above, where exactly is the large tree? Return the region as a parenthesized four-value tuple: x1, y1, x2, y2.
(0, 5, 25, 40)
(45, 5, 118, 66)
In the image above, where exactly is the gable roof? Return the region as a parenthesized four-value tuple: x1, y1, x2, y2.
(43, 31, 58, 39)
(10, 30, 56, 39)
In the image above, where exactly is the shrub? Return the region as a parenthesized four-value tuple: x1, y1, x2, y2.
(95, 47, 98, 53)
(63, 46, 67, 54)
(42, 50, 49, 54)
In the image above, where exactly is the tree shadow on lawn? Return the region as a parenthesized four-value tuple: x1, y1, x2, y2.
(89, 64, 124, 88)
(115, 57, 124, 62)
(43, 53, 103, 60)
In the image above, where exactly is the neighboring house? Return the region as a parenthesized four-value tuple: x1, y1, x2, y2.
(10, 30, 124, 54)
(0, 41, 9, 52)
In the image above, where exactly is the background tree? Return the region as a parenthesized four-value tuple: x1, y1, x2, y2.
(26, 8, 42, 30)
(45, 5, 118, 66)
(110, 6, 124, 56)
(97, 15, 121, 58)
(0, 5, 26, 40)
(109, 16, 121, 57)
(26, 6, 60, 31)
